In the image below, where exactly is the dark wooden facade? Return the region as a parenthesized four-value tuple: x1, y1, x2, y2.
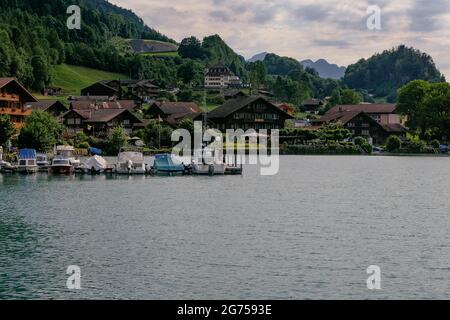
(205, 96, 294, 131)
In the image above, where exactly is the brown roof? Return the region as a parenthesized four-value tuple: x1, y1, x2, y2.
(164, 111, 201, 126)
(315, 110, 363, 125)
(208, 96, 294, 119)
(26, 101, 65, 112)
(153, 101, 201, 115)
(303, 99, 322, 106)
(70, 100, 135, 111)
(327, 104, 397, 115)
(0, 77, 37, 102)
(381, 123, 408, 133)
(65, 108, 143, 124)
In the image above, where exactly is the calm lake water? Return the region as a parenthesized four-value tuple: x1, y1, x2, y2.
(1, 155, 450, 300)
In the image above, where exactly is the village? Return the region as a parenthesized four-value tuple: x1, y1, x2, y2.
(0, 61, 441, 176)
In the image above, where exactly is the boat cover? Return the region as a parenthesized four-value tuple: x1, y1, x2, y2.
(84, 155, 108, 171)
(89, 147, 103, 156)
(154, 154, 184, 172)
(19, 149, 37, 159)
(118, 152, 144, 164)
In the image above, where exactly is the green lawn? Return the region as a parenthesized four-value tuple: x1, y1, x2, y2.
(51, 64, 128, 95)
(140, 51, 179, 57)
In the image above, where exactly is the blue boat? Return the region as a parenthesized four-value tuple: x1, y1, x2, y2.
(153, 154, 185, 174)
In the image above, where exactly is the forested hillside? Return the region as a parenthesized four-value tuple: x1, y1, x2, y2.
(344, 45, 445, 102)
(0, 0, 176, 90)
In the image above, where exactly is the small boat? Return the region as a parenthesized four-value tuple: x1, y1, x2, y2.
(192, 161, 226, 175)
(116, 151, 146, 174)
(17, 149, 38, 174)
(36, 153, 50, 172)
(51, 156, 74, 175)
(225, 165, 243, 175)
(55, 146, 81, 167)
(79, 155, 109, 174)
(153, 154, 185, 174)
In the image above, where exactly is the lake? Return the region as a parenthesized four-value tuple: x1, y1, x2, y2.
(1, 155, 450, 299)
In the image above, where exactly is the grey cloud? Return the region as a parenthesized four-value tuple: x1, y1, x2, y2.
(409, 0, 450, 32)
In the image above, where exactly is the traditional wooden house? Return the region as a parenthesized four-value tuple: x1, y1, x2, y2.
(125, 80, 160, 102)
(302, 99, 323, 113)
(41, 87, 63, 96)
(326, 104, 406, 126)
(224, 90, 248, 100)
(146, 101, 201, 126)
(0, 78, 37, 130)
(62, 108, 143, 137)
(312, 109, 407, 144)
(70, 100, 136, 112)
(202, 96, 294, 131)
(25, 100, 67, 118)
(81, 81, 119, 97)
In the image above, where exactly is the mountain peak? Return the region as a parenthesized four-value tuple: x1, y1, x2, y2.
(300, 59, 346, 80)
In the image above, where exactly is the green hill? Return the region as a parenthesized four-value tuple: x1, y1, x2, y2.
(51, 64, 127, 95)
(344, 45, 445, 102)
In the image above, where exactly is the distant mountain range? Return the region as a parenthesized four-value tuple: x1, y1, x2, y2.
(247, 52, 346, 80)
(300, 59, 346, 80)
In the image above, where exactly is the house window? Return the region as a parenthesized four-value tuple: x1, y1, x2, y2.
(347, 122, 355, 127)
(75, 118, 81, 125)
(123, 119, 130, 125)
(362, 129, 370, 135)
(67, 118, 75, 125)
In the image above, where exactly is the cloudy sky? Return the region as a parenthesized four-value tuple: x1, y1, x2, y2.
(110, 0, 450, 78)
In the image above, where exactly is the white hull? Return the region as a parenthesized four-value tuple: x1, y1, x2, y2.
(17, 166, 38, 174)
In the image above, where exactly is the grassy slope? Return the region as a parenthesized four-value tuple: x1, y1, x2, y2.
(50, 64, 128, 95)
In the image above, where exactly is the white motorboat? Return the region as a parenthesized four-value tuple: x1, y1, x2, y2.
(55, 145, 81, 167)
(36, 153, 49, 172)
(17, 149, 38, 174)
(51, 156, 74, 175)
(116, 150, 146, 174)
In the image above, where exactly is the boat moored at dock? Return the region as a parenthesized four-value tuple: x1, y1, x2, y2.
(51, 156, 74, 175)
(153, 154, 186, 175)
(36, 153, 50, 172)
(55, 146, 81, 168)
(17, 149, 38, 174)
(115, 150, 146, 174)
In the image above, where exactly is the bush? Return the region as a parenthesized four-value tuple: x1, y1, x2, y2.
(385, 135, 402, 152)
(353, 136, 372, 154)
(431, 139, 440, 149)
(78, 142, 90, 149)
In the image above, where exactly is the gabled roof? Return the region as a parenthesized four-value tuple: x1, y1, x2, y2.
(0, 77, 37, 102)
(207, 96, 294, 119)
(82, 81, 119, 94)
(25, 100, 66, 112)
(151, 101, 201, 115)
(327, 104, 397, 115)
(303, 99, 323, 106)
(315, 110, 363, 125)
(70, 100, 135, 111)
(64, 108, 143, 124)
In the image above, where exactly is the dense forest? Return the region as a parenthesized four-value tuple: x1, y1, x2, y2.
(344, 45, 445, 102)
(0, 0, 178, 90)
